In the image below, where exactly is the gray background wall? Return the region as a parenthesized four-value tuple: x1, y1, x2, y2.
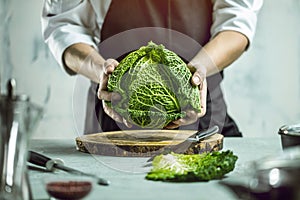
(0, 0, 299, 139)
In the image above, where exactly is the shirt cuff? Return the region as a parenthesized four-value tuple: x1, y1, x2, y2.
(211, 4, 261, 48)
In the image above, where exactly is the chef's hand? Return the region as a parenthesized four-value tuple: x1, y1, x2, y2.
(164, 64, 207, 129)
(97, 58, 132, 128)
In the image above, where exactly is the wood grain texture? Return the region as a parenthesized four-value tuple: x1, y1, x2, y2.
(75, 130, 223, 157)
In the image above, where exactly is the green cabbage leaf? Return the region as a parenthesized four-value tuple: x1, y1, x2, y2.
(146, 151, 238, 182)
(107, 41, 201, 128)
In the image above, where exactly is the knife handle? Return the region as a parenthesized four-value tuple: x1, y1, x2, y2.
(28, 150, 51, 167)
(28, 151, 64, 171)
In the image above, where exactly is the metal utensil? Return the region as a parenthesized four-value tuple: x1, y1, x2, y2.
(146, 125, 219, 162)
(28, 151, 110, 186)
(1, 79, 44, 200)
(219, 146, 300, 200)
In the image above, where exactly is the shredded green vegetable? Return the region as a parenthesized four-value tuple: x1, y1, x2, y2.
(146, 150, 238, 182)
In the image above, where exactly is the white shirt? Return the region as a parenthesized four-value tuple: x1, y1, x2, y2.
(41, 0, 263, 69)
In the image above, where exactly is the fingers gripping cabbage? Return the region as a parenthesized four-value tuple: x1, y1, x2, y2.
(107, 42, 201, 128)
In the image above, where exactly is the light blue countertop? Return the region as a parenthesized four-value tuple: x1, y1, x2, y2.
(28, 137, 283, 200)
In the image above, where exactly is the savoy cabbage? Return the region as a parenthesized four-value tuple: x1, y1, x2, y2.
(107, 41, 201, 128)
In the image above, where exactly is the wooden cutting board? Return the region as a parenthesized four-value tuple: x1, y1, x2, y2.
(75, 130, 224, 157)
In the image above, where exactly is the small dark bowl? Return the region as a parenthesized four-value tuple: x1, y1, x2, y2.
(44, 175, 94, 200)
(278, 124, 300, 149)
(46, 181, 92, 200)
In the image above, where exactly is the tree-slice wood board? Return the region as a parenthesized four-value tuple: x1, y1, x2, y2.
(75, 130, 224, 157)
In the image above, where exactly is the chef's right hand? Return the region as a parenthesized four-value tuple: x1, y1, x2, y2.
(63, 43, 131, 128)
(97, 59, 132, 128)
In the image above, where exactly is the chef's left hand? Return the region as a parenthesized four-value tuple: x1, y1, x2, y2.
(164, 64, 207, 129)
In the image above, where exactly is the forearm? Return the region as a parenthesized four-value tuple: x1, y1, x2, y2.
(190, 31, 248, 77)
(63, 43, 105, 83)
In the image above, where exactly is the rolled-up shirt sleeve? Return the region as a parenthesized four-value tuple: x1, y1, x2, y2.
(41, 0, 101, 70)
(211, 0, 263, 47)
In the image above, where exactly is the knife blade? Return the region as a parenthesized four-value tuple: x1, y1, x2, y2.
(28, 151, 110, 186)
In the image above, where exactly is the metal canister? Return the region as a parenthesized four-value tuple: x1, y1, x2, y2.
(278, 124, 300, 149)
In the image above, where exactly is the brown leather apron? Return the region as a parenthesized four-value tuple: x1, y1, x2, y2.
(84, 0, 242, 137)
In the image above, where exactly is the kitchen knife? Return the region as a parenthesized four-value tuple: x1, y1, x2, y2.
(28, 151, 110, 186)
(186, 125, 219, 142)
